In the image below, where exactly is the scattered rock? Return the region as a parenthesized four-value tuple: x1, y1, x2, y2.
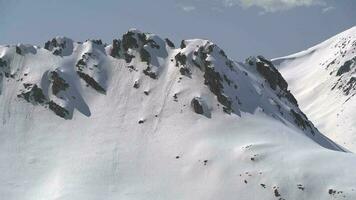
(297, 184, 304, 191)
(133, 81, 140, 89)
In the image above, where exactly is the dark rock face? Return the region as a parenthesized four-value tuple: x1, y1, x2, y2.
(0, 58, 6, 68)
(75, 53, 106, 93)
(274, 189, 281, 197)
(180, 40, 186, 49)
(290, 109, 314, 134)
(133, 81, 140, 88)
(251, 56, 299, 106)
(91, 39, 103, 45)
(140, 48, 151, 64)
(17, 84, 47, 105)
(193, 46, 211, 69)
(191, 97, 204, 114)
(0, 58, 10, 78)
(175, 52, 187, 67)
(110, 39, 121, 58)
(17, 83, 70, 119)
(190, 43, 233, 114)
(44, 37, 73, 56)
(255, 56, 288, 91)
(143, 66, 157, 79)
(204, 66, 232, 113)
(48, 100, 69, 119)
(191, 97, 211, 118)
(16, 46, 22, 55)
(165, 38, 175, 48)
(124, 53, 135, 63)
(122, 31, 139, 51)
(336, 57, 355, 76)
(110, 30, 166, 79)
(343, 77, 356, 95)
(179, 67, 191, 76)
(50, 71, 69, 95)
(77, 71, 106, 93)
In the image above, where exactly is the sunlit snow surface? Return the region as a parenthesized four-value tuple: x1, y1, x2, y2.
(274, 26, 356, 151)
(0, 30, 356, 199)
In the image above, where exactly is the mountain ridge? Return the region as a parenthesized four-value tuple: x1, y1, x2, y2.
(1, 29, 356, 200)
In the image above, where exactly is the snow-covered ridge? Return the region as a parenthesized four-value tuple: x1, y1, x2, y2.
(0, 29, 341, 151)
(272, 26, 356, 151)
(2, 29, 356, 200)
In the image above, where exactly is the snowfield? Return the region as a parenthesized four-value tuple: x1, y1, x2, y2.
(0, 29, 356, 199)
(273, 26, 356, 151)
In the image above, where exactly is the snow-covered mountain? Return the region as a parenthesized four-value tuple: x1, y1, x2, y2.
(1, 29, 356, 200)
(273, 26, 356, 152)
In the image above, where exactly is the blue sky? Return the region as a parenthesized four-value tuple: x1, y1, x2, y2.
(0, 0, 355, 60)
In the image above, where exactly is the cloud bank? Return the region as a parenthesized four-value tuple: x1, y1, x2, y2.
(230, 0, 326, 12)
(178, 0, 328, 13)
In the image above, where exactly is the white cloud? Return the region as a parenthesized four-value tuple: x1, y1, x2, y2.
(322, 6, 335, 13)
(177, 0, 329, 13)
(227, 0, 326, 12)
(181, 5, 196, 12)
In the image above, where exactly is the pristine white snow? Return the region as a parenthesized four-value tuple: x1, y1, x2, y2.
(1, 30, 356, 200)
(273, 26, 356, 151)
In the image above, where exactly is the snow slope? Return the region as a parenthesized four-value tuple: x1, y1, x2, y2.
(273, 26, 356, 151)
(0, 29, 356, 199)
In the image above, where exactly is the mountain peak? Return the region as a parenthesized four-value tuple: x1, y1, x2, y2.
(0, 29, 343, 152)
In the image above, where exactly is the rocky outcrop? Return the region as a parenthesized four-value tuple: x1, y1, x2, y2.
(48, 101, 70, 119)
(49, 71, 69, 95)
(44, 37, 74, 56)
(77, 71, 106, 93)
(191, 97, 211, 118)
(17, 84, 47, 105)
(76, 52, 106, 94)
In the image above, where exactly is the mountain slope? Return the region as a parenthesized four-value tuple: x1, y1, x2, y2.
(273, 26, 356, 151)
(0, 29, 355, 200)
